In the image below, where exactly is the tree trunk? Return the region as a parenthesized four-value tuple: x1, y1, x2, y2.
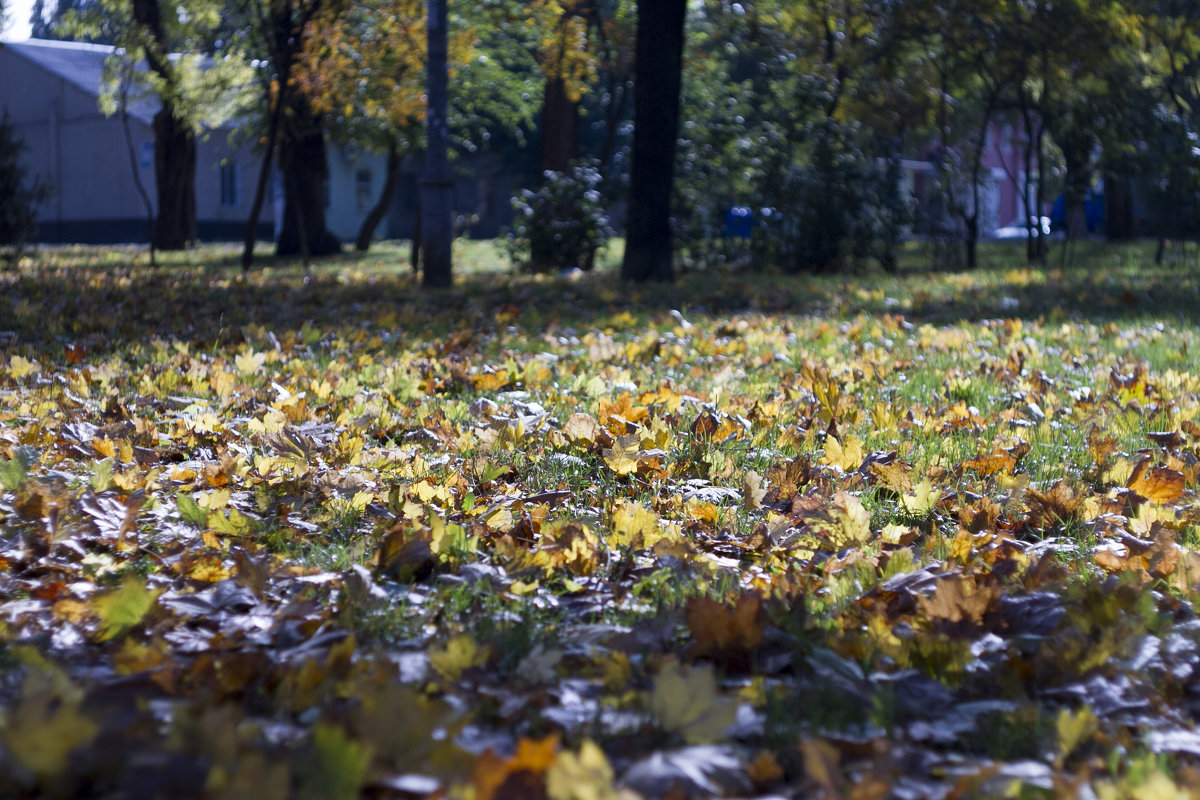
(152, 107, 196, 249)
(621, 0, 686, 283)
(538, 77, 579, 177)
(276, 96, 340, 257)
(965, 214, 978, 270)
(355, 142, 401, 251)
(130, 0, 196, 251)
(421, 0, 453, 288)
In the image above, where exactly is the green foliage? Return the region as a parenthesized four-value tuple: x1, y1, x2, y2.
(0, 114, 52, 251)
(505, 161, 614, 272)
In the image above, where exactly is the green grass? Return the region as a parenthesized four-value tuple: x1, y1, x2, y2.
(4, 238, 1200, 796)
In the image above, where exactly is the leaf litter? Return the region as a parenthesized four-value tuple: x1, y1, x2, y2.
(2, 249, 1200, 796)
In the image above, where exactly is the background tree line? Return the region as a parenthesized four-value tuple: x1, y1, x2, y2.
(7, 0, 1200, 282)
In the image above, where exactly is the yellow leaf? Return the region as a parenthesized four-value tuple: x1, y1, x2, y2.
(198, 488, 232, 510)
(8, 355, 39, 379)
(881, 524, 918, 546)
(602, 434, 640, 475)
(1056, 705, 1097, 765)
(235, 350, 267, 376)
(429, 634, 491, 681)
(247, 411, 288, 436)
(2, 675, 99, 780)
(610, 501, 661, 549)
(562, 412, 602, 446)
(822, 434, 863, 472)
(828, 491, 871, 546)
(209, 368, 236, 399)
(648, 660, 736, 745)
(901, 479, 938, 515)
(91, 577, 161, 641)
(510, 578, 539, 595)
(546, 740, 619, 800)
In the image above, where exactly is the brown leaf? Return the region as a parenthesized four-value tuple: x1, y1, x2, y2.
(1128, 462, 1186, 504)
(1148, 430, 1185, 450)
(1087, 426, 1119, 467)
(917, 575, 1000, 630)
(686, 593, 766, 666)
(742, 470, 766, 510)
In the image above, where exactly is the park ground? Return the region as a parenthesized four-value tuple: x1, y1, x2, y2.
(2, 239, 1200, 798)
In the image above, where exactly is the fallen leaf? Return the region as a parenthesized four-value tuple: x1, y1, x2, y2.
(91, 577, 162, 641)
(648, 660, 737, 745)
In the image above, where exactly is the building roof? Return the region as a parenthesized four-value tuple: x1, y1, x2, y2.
(4, 38, 160, 124)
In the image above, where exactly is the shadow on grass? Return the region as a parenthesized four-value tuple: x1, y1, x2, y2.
(2, 239, 1199, 355)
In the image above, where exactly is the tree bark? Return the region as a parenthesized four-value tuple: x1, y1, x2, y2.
(538, 76, 579, 176)
(276, 96, 340, 257)
(421, 0, 453, 288)
(152, 108, 196, 249)
(621, 0, 686, 283)
(132, 0, 196, 251)
(355, 142, 400, 251)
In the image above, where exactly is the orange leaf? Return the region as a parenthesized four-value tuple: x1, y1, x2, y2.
(1128, 461, 1186, 504)
(686, 593, 765, 664)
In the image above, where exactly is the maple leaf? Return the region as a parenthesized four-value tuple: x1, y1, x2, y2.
(610, 500, 663, 549)
(822, 434, 864, 473)
(1128, 460, 1186, 504)
(917, 575, 1000, 631)
(601, 434, 640, 476)
(562, 412, 603, 447)
(473, 735, 560, 800)
(429, 634, 492, 681)
(295, 724, 373, 800)
(900, 479, 938, 516)
(91, 577, 162, 641)
(742, 470, 767, 510)
(648, 660, 737, 745)
(686, 592, 765, 665)
(546, 740, 619, 800)
(1056, 705, 1097, 766)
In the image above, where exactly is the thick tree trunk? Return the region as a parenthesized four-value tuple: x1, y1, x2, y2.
(621, 0, 686, 283)
(538, 77, 579, 177)
(965, 214, 978, 270)
(276, 97, 340, 257)
(130, 0, 196, 251)
(355, 142, 400, 251)
(152, 108, 196, 250)
(421, 0, 453, 287)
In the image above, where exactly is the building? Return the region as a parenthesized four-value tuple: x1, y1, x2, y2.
(0, 38, 518, 246)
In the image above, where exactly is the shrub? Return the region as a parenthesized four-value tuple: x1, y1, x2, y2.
(0, 112, 52, 255)
(505, 161, 614, 273)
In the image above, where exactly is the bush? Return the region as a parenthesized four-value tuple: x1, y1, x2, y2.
(0, 112, 52, 254)
(505, 161, 614, 273)
(758, 123, 912, 273)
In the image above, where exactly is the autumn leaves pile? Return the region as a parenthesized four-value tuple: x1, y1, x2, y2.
(3, 254, 1200, 796)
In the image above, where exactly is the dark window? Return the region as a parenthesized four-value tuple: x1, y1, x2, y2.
(220, 162, 241, 207)
(356, 168, 372, 211)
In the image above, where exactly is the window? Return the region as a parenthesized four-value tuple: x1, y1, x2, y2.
(356, 168, 372, 211)
(220, 161, 241, 208)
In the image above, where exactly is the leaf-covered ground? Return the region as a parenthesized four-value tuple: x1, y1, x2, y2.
(3, 242, 1200, 799)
